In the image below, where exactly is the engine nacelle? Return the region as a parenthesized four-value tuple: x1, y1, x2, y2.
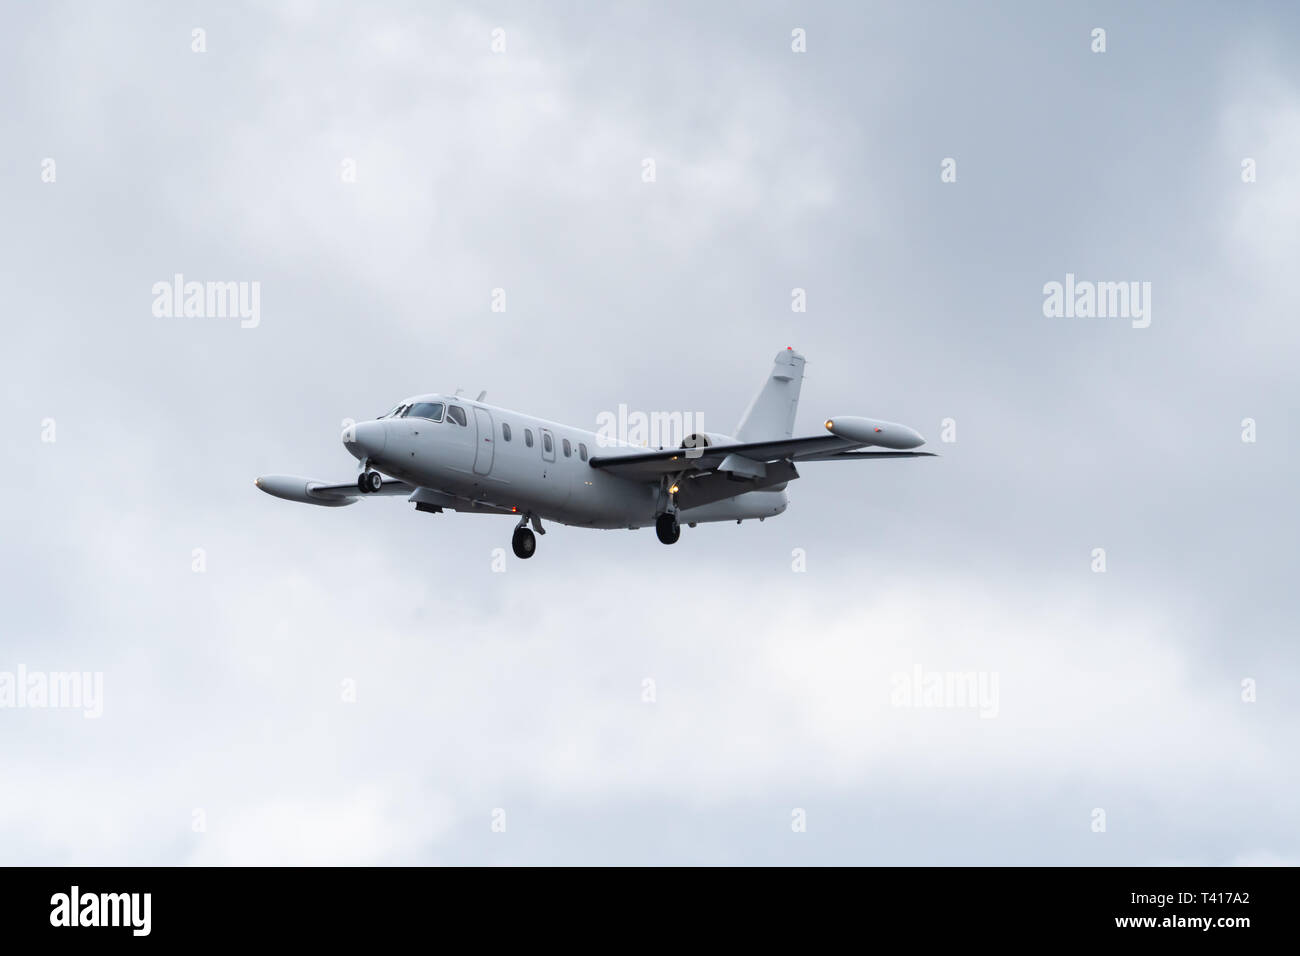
(679, 432, 736, 457)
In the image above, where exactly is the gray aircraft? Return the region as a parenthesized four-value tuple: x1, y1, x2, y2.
(256, 348, 934, 558)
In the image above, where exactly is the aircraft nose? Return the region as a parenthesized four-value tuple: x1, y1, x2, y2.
(902, 426, 926, 448)
(342, 420, 387, 460)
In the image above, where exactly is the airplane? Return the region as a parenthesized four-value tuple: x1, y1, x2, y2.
(255, 348, 934, 558)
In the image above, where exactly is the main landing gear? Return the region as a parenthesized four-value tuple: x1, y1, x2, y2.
(656, 512, 680, 545)
(356, 469, 383, 494)
(512, 526, 536, 559)
(512, 513, 545, 559)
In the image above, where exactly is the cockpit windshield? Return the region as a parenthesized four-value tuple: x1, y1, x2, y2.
(404, 401, 445, 422)
(381, 404, 406, 419)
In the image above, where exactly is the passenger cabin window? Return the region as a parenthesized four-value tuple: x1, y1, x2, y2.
(542, 433, 553, 454)
(405, 402, 444, 422)
(562, 438, 572, 457)
(446, 405, 468, 427)
(578, 443, 588, 461)
(524, 429, 534, 448)
(502, 423, 512, 441)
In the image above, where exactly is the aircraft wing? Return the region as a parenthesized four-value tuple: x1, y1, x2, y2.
(309, 478, 416, 498)
(587, 436, 934, 481)
(255, 475, 415, 507)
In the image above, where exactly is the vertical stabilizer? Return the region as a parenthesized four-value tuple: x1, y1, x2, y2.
(735, 348, 805, 443)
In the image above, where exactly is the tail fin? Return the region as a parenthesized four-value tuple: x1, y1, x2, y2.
(735, 348, 805, 442)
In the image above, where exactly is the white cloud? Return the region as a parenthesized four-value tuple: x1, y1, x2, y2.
(4, 544, 1291, 863)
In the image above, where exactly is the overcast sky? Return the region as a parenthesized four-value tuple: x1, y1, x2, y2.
(2, 0, 1297, 864)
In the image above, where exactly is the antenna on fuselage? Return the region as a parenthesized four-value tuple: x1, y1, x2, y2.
(454, 387, 464, 396)
(476, 390, 487, 402)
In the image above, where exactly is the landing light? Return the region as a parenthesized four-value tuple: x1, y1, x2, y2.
(669, 484, 679, 494)
(825, 420, 833, 430)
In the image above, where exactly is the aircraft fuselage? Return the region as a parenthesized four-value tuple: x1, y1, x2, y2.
(344, 395, 787, 530)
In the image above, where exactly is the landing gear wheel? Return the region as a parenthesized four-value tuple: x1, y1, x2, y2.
(656, 513, 680, 545)
(363, 471, 383, 494)
(512, 527, 536, 559)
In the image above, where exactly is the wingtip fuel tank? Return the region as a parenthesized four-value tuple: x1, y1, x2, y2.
(824, 416, 926, 450)
(255, 475, 355, 507)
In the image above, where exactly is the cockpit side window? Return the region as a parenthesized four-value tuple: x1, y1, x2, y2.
(446, 405, 468, 427)
(406, 402, 444, 422)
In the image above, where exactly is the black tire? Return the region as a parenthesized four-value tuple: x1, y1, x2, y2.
(655, 513, 680, 545)
(357, 473, 369, 493)
(512, 527, 536, 559)
(364, 471, 383, 493)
